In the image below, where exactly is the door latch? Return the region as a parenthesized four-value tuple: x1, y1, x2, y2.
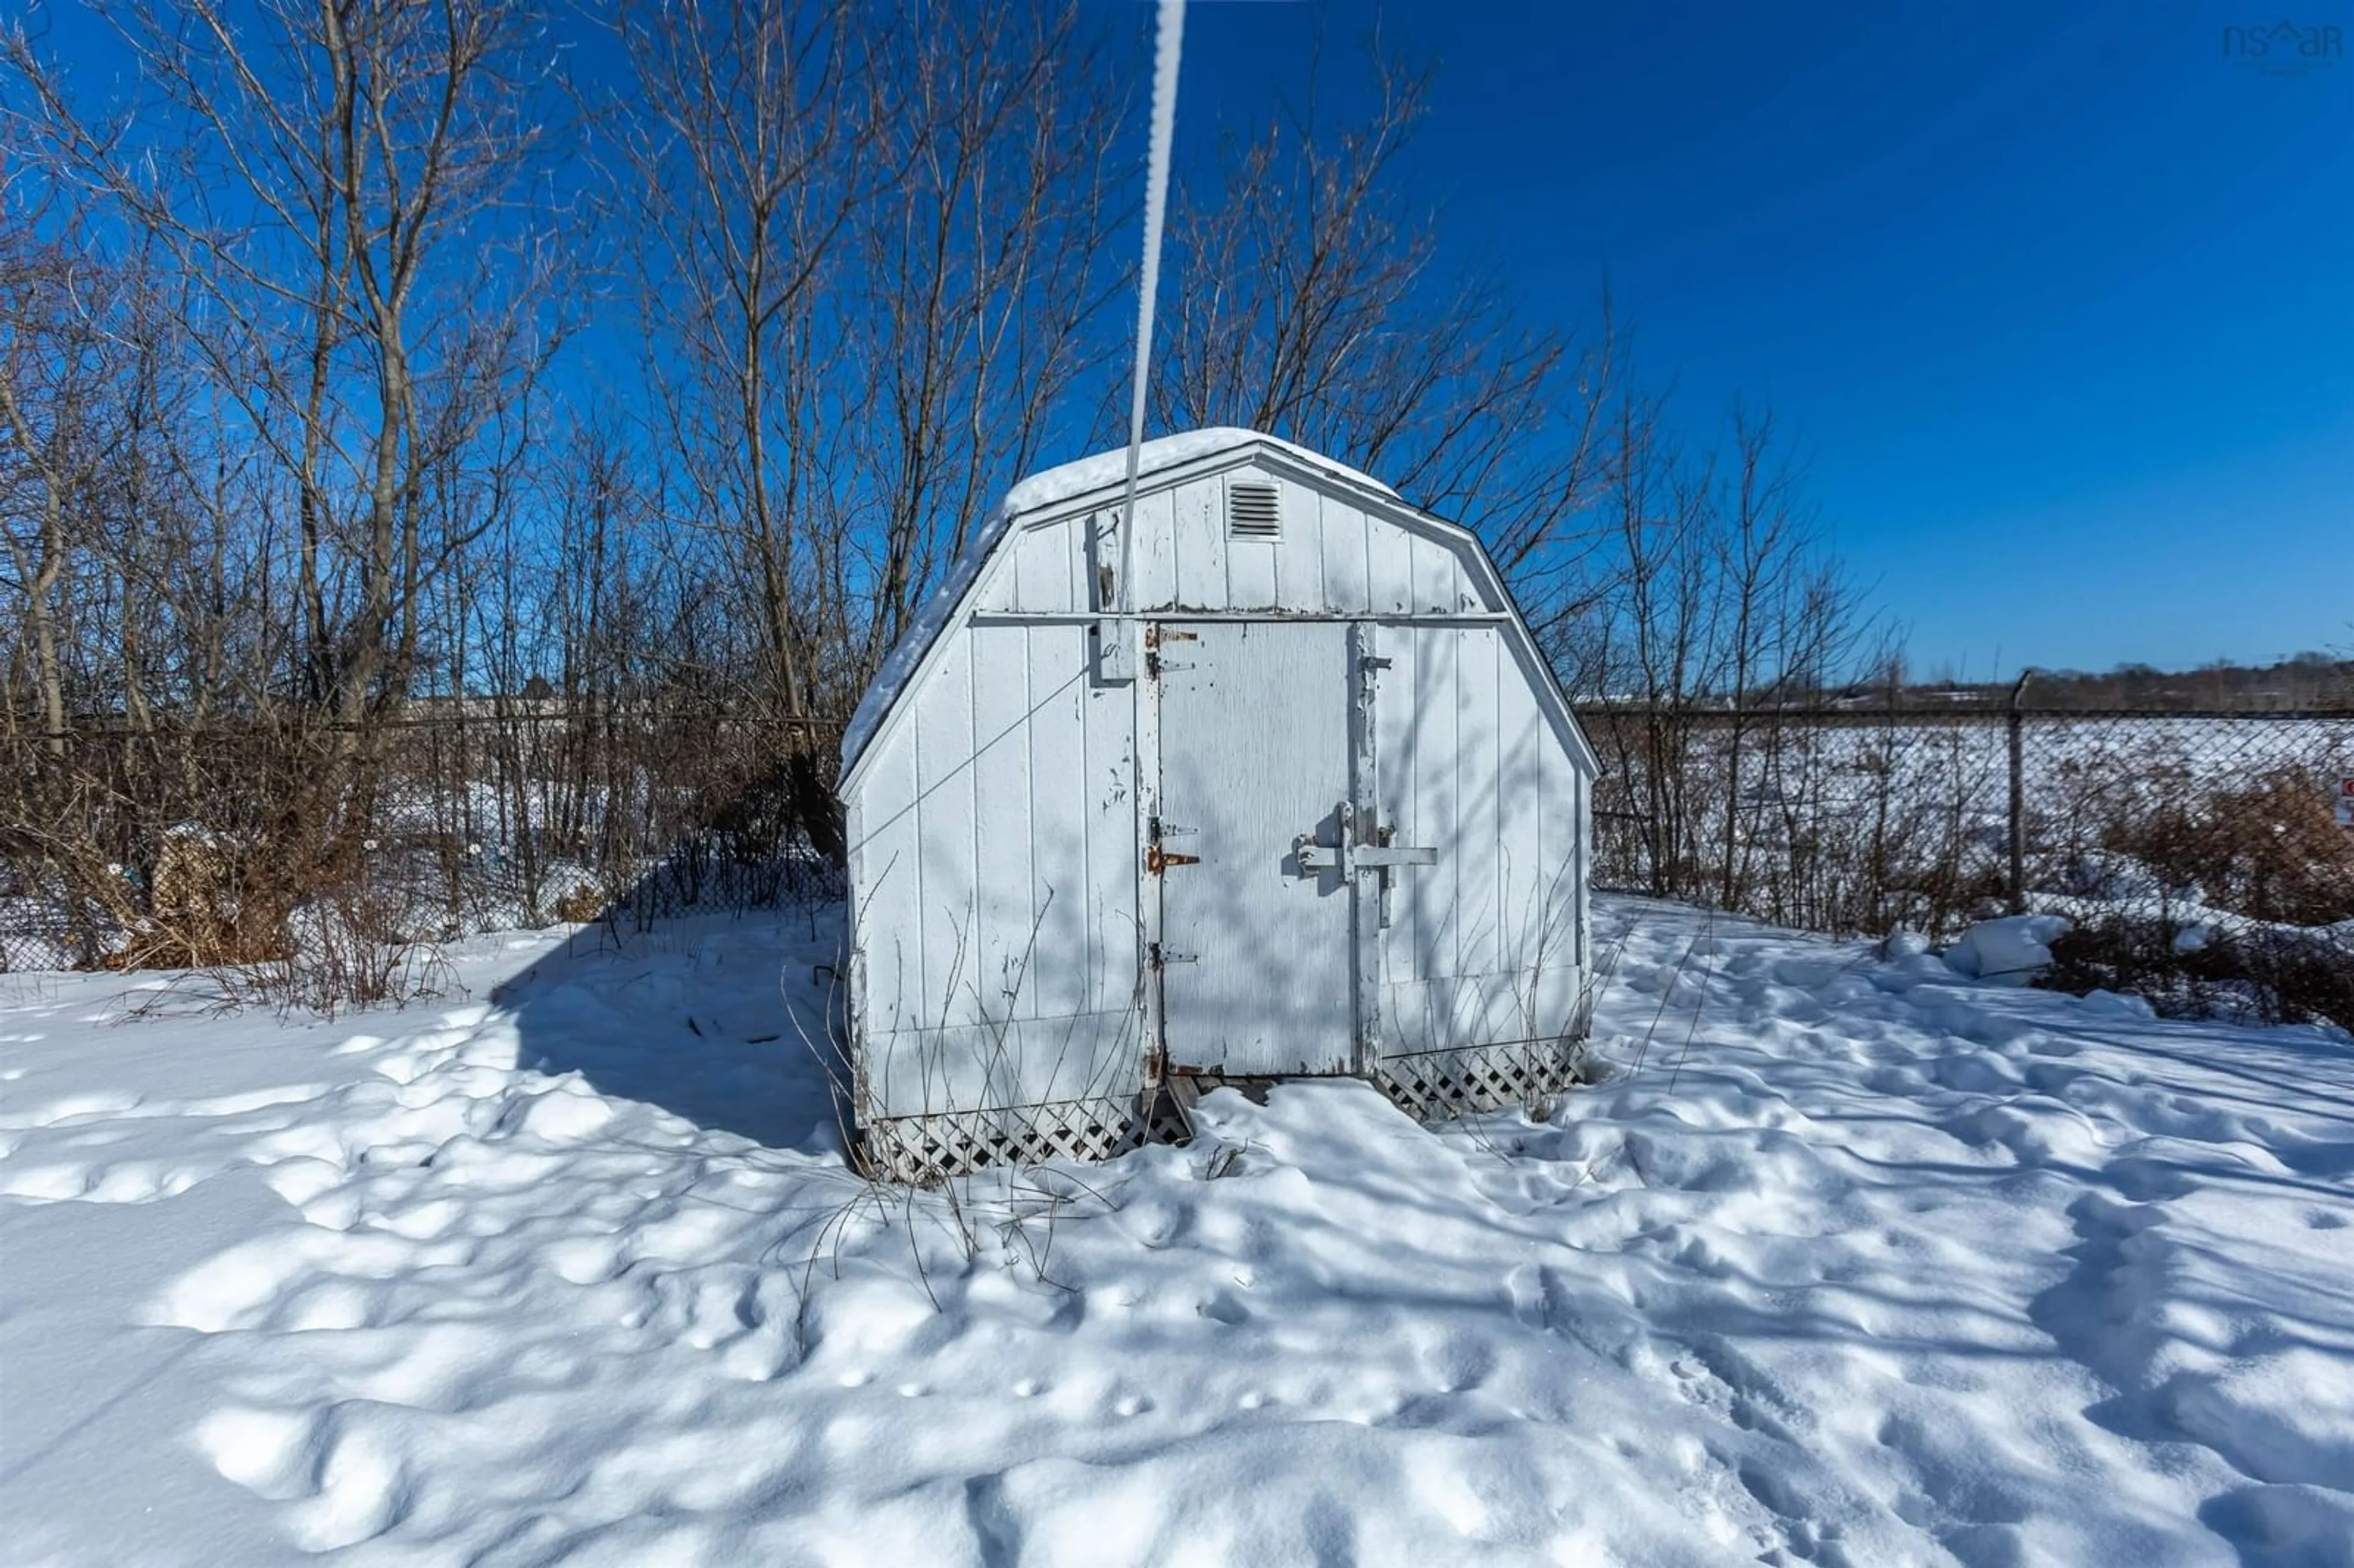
(1291, 801, 1436, 881)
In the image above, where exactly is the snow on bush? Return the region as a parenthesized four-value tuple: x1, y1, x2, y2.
(1941, 912, 2072, 985)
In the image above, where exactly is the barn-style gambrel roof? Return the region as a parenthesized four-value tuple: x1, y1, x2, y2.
(839, 427, 1596, 788)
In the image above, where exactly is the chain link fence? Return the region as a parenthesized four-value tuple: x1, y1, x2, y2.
(1582, 699, 2354, 1030)
(7, 690, 2350, 1030)
(0, 705, 845, 980)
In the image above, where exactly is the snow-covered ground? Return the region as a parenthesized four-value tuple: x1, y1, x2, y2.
(2, 899, 2350, 1566)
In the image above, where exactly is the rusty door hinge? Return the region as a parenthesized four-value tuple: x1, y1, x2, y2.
(1148, 817, 1199, 873)
(1144, 624, 1199, 679)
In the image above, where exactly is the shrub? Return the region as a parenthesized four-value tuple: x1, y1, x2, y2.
(2044, 915, 2354, 1032)
(2106, 767, 2354, 927)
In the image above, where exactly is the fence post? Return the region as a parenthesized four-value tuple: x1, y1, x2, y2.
(2006, 669, 2033, 915)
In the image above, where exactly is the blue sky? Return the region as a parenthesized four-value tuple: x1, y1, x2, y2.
(1177, 1, 2354, 676)
(31, 1, 2345, 676)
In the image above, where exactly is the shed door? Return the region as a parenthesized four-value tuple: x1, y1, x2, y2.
(1156, 620, 1357, 1075)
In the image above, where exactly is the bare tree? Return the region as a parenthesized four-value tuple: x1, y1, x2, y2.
(612, 0, 1133, 725)
(611, 0, 872, 726)
(0, 210, 102, 757)
(1149, 38, 1618, 626)
(9, 0, 574, 734)
(1574, 387, 1880, 915)
(1, 0, 1913, 1000)
(3, 0, 577, 970)
(842, 2, 1131, 672)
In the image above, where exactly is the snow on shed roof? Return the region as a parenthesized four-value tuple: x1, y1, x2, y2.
(839, 429, 1398, 777)
(997, 427, 1396, 516)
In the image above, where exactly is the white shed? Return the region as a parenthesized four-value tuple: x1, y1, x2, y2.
(838, 428, 1599, 1181)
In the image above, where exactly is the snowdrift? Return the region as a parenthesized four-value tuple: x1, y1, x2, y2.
(1, 898, 2350, 1565)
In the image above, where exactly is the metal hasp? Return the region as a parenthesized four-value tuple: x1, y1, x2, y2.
(1292, 802, 1438, 873)
(1292, 799, 1438, 917)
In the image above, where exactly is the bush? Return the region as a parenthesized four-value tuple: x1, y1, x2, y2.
(2044, 915, 2354, 1033)
(2107, 768, 2354, 928)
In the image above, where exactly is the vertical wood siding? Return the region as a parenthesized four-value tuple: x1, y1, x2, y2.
(1157, 620, 1357, 1075)
(973, 463, 1491, 617)
(1374, 624, 1586, 1057)
(853, 621, 1142, 1118)
(849, 451, 1591, 1124)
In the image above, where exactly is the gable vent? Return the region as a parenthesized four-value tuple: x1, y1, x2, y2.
(1226, 479, 1281, 540)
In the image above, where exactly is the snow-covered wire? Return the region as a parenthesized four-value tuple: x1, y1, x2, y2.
(1114, 0, 1186, 612)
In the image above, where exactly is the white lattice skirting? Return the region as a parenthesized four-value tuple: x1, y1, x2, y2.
(858, 1039, 1583, 1182)
(857, 1096, 1150, 1184)
(1371, 1038, 1586, 1122)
